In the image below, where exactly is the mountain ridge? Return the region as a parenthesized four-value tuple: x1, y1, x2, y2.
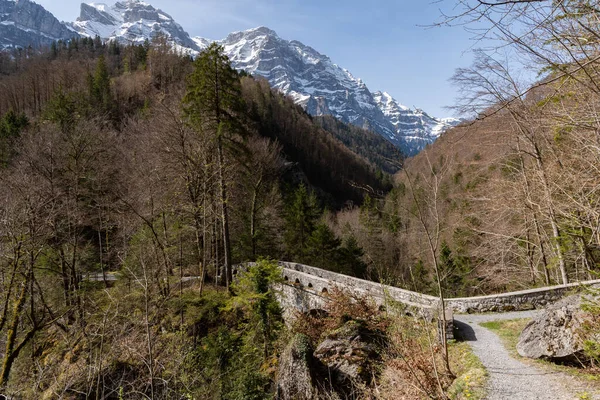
(0, 0, 461, 155)
(0, 0, 79, 49)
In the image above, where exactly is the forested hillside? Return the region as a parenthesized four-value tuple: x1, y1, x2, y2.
(0, 37, 401, 397)
(324, 0, 600, 297)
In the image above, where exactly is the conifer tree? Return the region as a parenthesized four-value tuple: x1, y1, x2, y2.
(89, 55, 112, 114)
(338, 235, 367, 277)
(307, 223, 341, 268)
(284, 184, 321, 262)
(182, 43, 245, 288)
(0, 110, 28, 167)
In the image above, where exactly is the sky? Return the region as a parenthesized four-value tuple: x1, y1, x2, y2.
(35, 0, 481, 118)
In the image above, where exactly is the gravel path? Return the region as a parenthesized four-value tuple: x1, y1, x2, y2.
(454, 311, 597, 400)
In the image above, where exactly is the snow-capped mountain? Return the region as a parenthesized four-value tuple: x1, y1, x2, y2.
(194, 27, 458, 155)
(0, 0, 460, 156)
(373, 91, 461, 155)
(196, 27, 398, 143)
(72, 0, 199, 52)
(0, 0, 79, 49)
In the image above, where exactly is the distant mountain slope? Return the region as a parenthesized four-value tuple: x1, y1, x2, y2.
(197, 27, 397, 142)
(0, 0, 460, 155)
(0, 0, 79, 49)
(373, 91, 461, 155)
(313, 115, 403, 175)
(195, 27, 460, 156)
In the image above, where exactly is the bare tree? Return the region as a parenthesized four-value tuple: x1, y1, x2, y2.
(402, 153, 454, 378)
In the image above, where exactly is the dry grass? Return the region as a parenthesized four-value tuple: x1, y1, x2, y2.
(292, 286, 390, 345)
(376, 316, 454, 399)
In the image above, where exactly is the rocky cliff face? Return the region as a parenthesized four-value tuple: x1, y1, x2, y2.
(195, 27, 398, 144)
(0, 0, 79, 49)
(194, 27, 460, 156)
(72, 0, 199, 52)
(373, 91, 461, 155)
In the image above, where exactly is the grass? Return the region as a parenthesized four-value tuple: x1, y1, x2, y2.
(447, 340, 487, 400)
(479, 318, 530, 357)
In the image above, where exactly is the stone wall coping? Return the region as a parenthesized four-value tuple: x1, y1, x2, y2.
(280, 265, 436, 310)
(447, 279, 600, 302)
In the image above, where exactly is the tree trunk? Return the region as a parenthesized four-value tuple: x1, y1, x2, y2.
(216, 135, 232, 288)
(250, 178, 263, 260)
(0, 274, 29, 387)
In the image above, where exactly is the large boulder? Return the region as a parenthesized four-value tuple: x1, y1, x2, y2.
(517, 294, 598, 363)
(277, 334, 318, 400)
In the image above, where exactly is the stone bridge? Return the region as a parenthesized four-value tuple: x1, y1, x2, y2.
(233, 261, 600, 317)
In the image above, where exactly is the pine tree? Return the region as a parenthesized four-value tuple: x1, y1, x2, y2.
(338, 235, 367, 277)
(44, 89, 78, 133)
(306, 223, 341, 269)
(182, 43, 246, 288)
(0, 110, 28, 167)
(89, 55, 112, 114)
(284, 184, 321, 262)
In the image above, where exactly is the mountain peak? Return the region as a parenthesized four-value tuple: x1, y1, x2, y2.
(245, 26, 278, 37)
(73, 0, 198, 51)
(117, 0, 151, 5)
(222, 26, 280, 44)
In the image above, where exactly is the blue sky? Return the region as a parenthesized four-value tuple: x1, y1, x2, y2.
(37, 0, 479, 118)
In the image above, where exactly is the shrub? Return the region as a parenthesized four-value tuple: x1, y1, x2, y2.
(292, 286, 389, 345)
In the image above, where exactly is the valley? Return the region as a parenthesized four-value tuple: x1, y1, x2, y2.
(1, 0, 600, 399)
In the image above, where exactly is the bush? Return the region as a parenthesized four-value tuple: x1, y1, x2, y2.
(292, 287, 389, 345)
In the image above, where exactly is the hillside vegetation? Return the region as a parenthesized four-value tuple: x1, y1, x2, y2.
(326, 0, 600, 297)
(0, 37, 406, 397)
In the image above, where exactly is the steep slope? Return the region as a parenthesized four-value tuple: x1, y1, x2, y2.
(0, 0, 79, 49)
(313, 115, 403, 175)
(71, 0, 199, 52)
(0, 0, 458, 155)
(373, 91, 461, 155)
(241, 77, 392, 206)
(194, 27, 458, 155)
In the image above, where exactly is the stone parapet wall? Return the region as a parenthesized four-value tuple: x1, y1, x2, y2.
(234, 262, 600, 314)
(447, 280, 600, 313)
(278, 262, 439, 309)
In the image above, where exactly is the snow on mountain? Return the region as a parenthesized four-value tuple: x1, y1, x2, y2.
(197, 27, 398, 143)
(0, 0, 79, 49)
(373, 91, 461, 155)
(0, 0, 460, 156)
(194, 27, 459, 156)
(72, 0, 199, 53)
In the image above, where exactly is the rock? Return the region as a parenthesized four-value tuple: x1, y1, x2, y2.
(0, 0, 79, 49)
(314, 320, 382, 387)
(517, 294, 598, 363)
(277, 334, 317, 400)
